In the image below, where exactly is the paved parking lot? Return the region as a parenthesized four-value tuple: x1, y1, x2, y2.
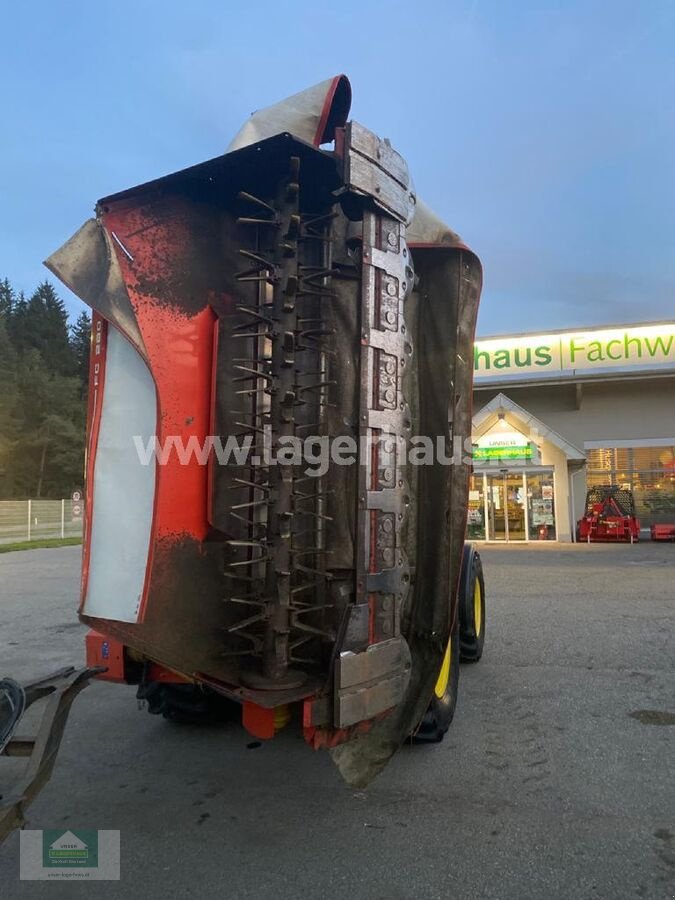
(1, 543, 674, 899)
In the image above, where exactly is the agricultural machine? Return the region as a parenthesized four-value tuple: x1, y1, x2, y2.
(1, 75, 485, 839)
(577, 485, 640, 543)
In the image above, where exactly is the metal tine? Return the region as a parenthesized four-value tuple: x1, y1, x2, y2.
(227, 436, 262, 451)
(232, 366, 274, 382)
(238, 190, 277, 214)
(231, 498, 269, 511)
(222, 571, 258, 583)
(290, 581, 320, 596)
(232, 331, 271, 340)
(290, 621, 334, 639)
(296, 288, 336, 299)
(295, 510, 333, 522)
(235, 306, 275, 325)
(220, 646, 262, 658)
(225, 597, 265, 607)
(237, 217, 280, 227)
(226, 539, 266, 548)
(298, 329, 335, 339)
(235, 263, 272, 278)
(297, 379, 335, 394)
(227, 612, 267, 633)
(295, 562, 333, 578)
(235, 273, 276, 284)
(289, 629, 316, 642)
(289, 599, 316, 611)
(230, 501, 267, 530)
(239, 248, 276, 269)
(228, 407, 267, 418)
(300, 268, 337, 283)
(288, 528, 320, 541)
(234, 421, 267, 435)
(289, 635, 313, 651)
(232, 478, 271, 492)
(302, 211, 339, 229)
(227, 556, 272, 568)
(232, 374, 267, 384)
(331, 267, 360, 281)
(292, 603, 334, 617)
(294, 370, 325, 379)
(294, 490, 334, 502)
(230, 513, 264, 530)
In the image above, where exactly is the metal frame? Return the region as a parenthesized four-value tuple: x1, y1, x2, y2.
(0, 667, 100, 843)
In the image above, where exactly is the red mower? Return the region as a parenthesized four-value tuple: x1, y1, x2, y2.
(577, 485, 640, 544)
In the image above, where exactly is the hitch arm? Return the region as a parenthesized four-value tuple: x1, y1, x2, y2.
(0, 666, 102, 843)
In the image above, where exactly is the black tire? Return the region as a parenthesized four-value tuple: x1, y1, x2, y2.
(137, 682, 240, 725)
(413, 624, 460, 743)
(459, 544, 486, 663)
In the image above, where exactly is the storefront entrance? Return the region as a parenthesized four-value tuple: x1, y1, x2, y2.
(487, 472, 526, 540)
(467, 469, 557, 542)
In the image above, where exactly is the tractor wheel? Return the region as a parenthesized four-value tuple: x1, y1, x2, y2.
(459, 545, 486, 663)
(413, 624, 460, 743)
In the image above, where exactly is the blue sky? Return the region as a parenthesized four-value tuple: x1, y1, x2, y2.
(1, 0, 674, 334)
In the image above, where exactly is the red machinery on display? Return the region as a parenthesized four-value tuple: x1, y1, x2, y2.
(577, 485, 640, 543)
(650, 524, 675, 542)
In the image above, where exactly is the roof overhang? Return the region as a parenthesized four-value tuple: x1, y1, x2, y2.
(473, 392, 586, 464)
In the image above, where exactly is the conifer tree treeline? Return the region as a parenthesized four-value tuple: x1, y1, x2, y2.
(0, 277, 90, 498)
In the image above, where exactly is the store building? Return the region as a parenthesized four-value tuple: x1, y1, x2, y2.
(470, 321, 675, 542)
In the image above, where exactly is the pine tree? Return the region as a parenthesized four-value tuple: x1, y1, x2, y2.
(10, 281, 76, 377)
(0, 278, 87, 498)
(11, 349, 84, 498)
(6, 290, 27, 351)
(70, 310, 92, 397)
(0, 277, 14, 315)
(0, 315, 19, 494)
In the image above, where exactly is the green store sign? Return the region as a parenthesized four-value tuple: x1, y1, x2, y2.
(474, 324, 675, 380)
(473, 445, 533, 461)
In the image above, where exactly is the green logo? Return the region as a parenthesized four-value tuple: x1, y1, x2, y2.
(473, 445, 533, 461)
(42, 830, 99, 868)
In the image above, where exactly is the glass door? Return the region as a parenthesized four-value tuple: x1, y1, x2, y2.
(486, 473, 506, 541)
(526, 471, 556, 540)
(467, 474, 486, 539)
(486, 472, 527, 541)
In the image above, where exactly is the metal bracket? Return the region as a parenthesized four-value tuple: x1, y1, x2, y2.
(334, 637, 411, 727)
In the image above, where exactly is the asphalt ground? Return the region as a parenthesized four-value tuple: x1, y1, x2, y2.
(1, 542, 674, 899)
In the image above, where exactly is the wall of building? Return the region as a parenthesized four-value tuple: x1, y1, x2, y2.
(475, 376, 675, 447)
(540, 442, 573, 540)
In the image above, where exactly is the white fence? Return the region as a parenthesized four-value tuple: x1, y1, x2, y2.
(0, 500, 83, 544)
